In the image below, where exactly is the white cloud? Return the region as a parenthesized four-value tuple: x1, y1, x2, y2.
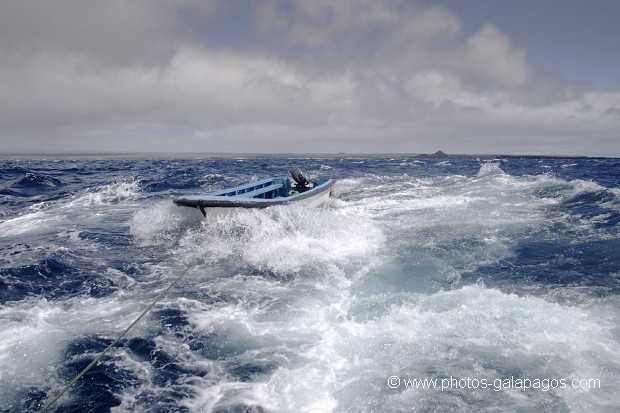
(0, 0, 618, 155)
(391, 4, 462, 46)
(463, 24, 530, 87)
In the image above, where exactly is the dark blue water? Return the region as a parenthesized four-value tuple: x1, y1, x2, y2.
(1, 156, 619, 412)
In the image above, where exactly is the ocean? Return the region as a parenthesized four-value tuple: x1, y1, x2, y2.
(0, 156, 619, 412)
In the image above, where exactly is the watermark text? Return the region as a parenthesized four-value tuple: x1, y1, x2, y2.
(387, 375, 600, 392)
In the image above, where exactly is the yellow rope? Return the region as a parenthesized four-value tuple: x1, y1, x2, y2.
(39, 260, 198, 413)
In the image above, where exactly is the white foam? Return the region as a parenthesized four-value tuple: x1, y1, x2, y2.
(0, 300, 63, 388)
(0, 294, 151, 405)
(0, 180, 143, 239)
(3, 162, 619, 412)
(172, 205, 385, 275)
(129, 200, 200, 246)
(178, 272, 620, 412)
(476, 162, 507, 177)
(0, 210, 65, 237)
(65, 180, 142, 208)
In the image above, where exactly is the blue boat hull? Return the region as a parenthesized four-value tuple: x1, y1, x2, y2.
(173, 178, 335, 217)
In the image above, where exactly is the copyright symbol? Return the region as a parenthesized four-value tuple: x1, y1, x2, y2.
(388, 376, 401, 389)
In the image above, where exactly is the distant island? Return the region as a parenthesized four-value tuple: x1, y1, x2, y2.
(418, 150, 449, 158)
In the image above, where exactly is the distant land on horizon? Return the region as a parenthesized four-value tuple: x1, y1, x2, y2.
(0, 151, 614, 160)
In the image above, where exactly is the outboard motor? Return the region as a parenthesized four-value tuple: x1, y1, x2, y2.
(290, 167, 310, 189)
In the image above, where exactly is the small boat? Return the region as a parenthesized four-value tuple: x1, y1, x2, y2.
(173, 167, 336, 217)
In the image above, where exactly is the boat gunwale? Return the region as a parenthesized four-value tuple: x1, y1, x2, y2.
(207, 178, 287, 197)
(173, 179, 335, 209)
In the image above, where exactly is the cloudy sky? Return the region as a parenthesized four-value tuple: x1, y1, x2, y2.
(1, 0, 619, 156)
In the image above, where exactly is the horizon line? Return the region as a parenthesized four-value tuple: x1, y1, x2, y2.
(0, 151, 617, 160)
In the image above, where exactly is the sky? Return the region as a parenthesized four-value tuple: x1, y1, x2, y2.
(0, 0, 619, 156)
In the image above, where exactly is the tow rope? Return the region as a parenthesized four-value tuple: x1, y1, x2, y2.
(39, 259, 199, 413)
